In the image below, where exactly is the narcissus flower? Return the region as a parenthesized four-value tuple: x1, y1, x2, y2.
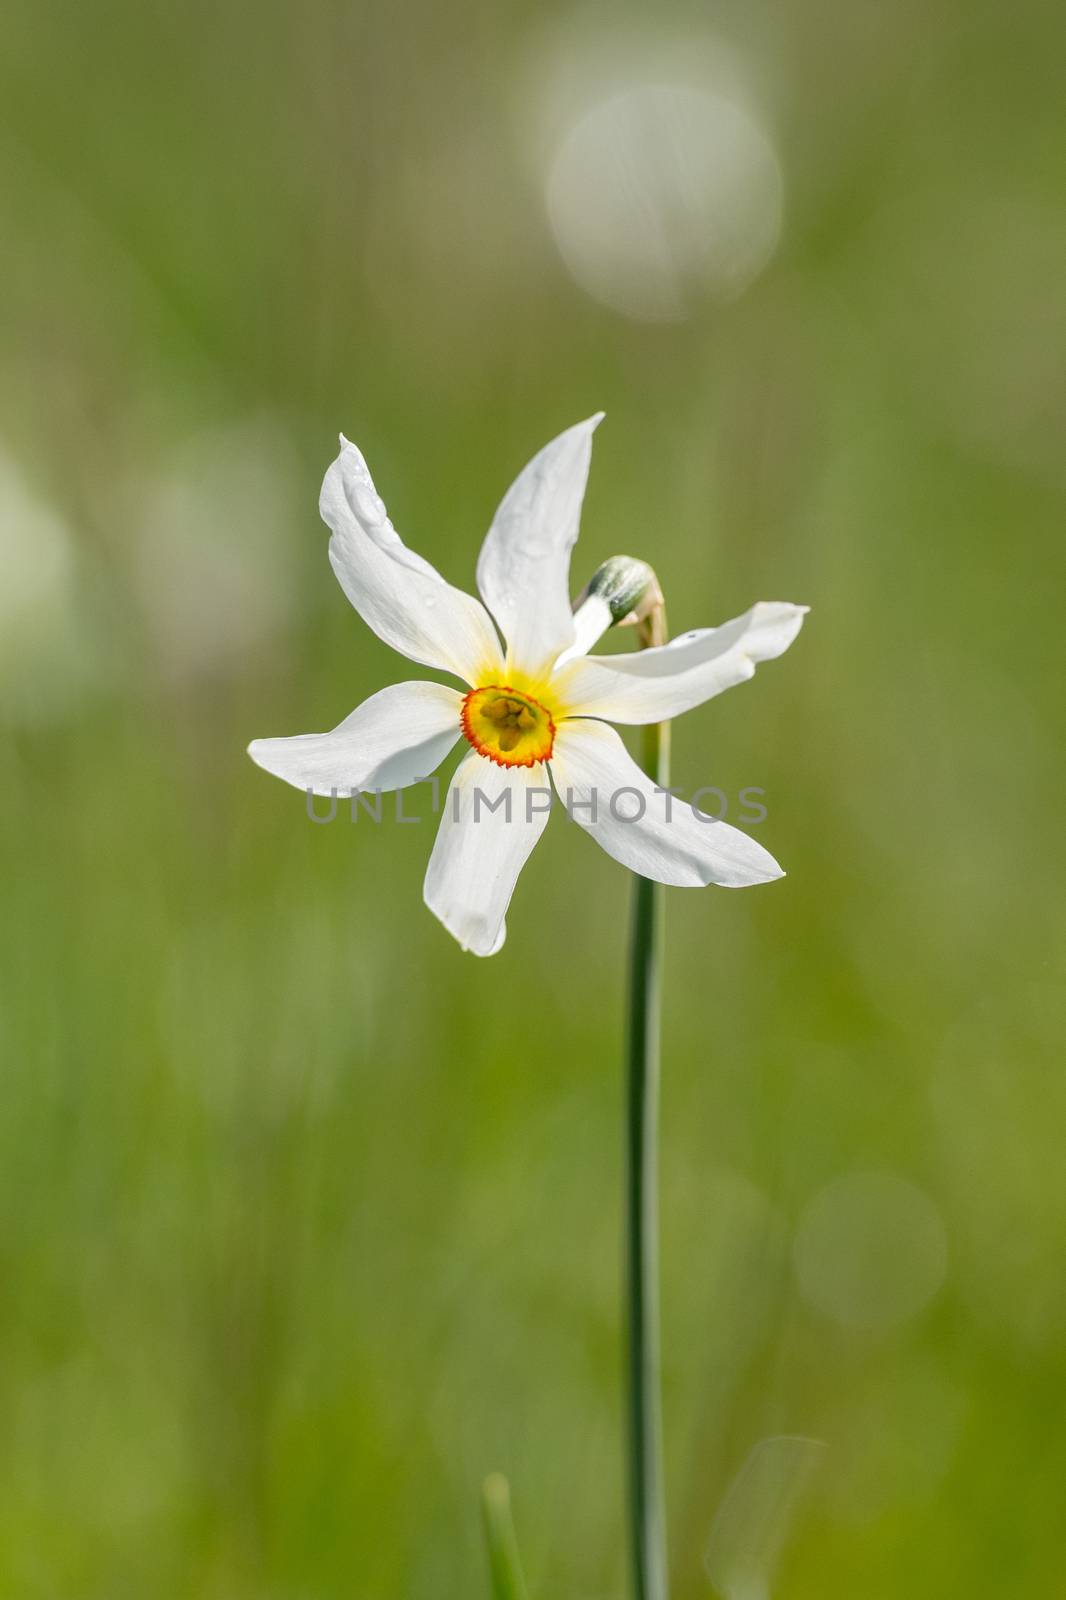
(249, 417, 807, 955)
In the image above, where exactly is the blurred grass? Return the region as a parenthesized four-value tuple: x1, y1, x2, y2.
(2, 0, 1066, 1595)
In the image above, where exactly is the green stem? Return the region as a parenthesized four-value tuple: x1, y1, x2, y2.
(481, 1474, 530, 1600)
(625, 713, 671, 1600)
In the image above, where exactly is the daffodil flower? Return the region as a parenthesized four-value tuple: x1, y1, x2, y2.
(249, 416, 807, 955)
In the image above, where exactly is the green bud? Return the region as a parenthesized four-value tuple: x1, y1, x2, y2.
(578, 555, 663, 626)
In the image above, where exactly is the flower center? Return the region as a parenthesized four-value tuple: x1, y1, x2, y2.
(460, 685, 555, 767)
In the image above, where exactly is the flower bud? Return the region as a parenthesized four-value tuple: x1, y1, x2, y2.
(580, 555, 662, 625)
(564, 556, 665, 660)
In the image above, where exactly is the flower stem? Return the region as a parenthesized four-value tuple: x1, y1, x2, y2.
(625, 692, 671, 1600)
(481, 1474, 529, 1600)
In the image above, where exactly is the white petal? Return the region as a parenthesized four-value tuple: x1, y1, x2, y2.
(322, 437, 504, 685)
(423, 750, 553, 956)
(552, 602, 808, 723)
(476, 415, 603, 679)
(554, 591, 615, 668)
(248, 680, 462, 795)
(549, 721, 783, 887)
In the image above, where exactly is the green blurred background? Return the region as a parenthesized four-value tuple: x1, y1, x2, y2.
(2, 0, 1065, 1595)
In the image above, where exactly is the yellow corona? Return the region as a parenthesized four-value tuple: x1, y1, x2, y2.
(460, 684, 556, 767)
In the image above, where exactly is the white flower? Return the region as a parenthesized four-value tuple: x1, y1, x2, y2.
(249, 417, 807, 956)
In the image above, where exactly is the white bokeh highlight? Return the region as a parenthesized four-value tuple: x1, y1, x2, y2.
(132, 419, 301, 681)
(545, 81, 782, 322)
(793, 1170, 948, 1333)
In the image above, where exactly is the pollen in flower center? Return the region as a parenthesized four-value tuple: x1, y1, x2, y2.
(460, 685, 555, 767)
